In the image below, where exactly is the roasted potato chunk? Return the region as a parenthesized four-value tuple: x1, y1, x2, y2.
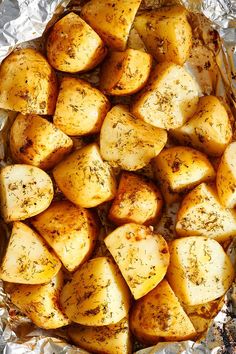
(176, 183, 236, 242)
(8, 271, 69, 329)
(0, 48, 57, 115)
(69, 318, 132, 354)
(171, 96, 232, 156)
(60, 257, 130, 325)
(53, 143, 116, 208)
(100, 105, 167, 171)
(134, 6, 192, 65)
(53, 77, 110, 136)
(109, 172, 163, 225)
(0, 222, 61, 284)
(104, 223, 169, 299)
(31, 201, 98, 272)
(100, 49, 152, 95)
(10, 113, 73, 170)
(0, 164, 54, 222)
(153, 146, 215, 204)
(47, 13, 106, 73)
(131, 62, 199, 130)
(130, 280, 196, 344)
(81, 0, 142, 51)
(167, 237, 235, 305)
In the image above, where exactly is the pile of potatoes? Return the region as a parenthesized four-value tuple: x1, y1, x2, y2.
(0, 1, 235, 353)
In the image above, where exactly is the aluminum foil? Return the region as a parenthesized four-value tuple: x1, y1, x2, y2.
(0, 0, 236, 353)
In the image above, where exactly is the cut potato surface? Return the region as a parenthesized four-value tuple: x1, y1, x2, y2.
(176, 183, 236, 242)
(31, 201, 98, 272)
(134, 5, 192, 65)
(100, 105, 167, 171)
(167, 237, 235, 305)
(60, 257, 130, 326)
(132, 62, 199, 130)
(81, 0, 142, 51)
(130, 279, 196, 344)
(0, 222, 61, 284)
(0, 164, 54, 222)
(8, 271, 69, 329)
(100, 49, 152, 95)
(10, 113, 73, 170)
(153, 146, 215, 204)
(53, 77, 110, 136)
(104, 223, 169, 299)
(47, 13, 106, 73)
(69, 317, 132, 354)
(0, 48, 57, 115)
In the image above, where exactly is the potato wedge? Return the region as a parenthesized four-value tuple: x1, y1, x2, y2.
(131, 62, 199, 130)
(109, 172, 163, 225)
(53, 77, 110, 136)
(216, 142, 236, 208)
(134, 6, 192, 65)
(31, 201, 98, 272)
(8, 271, 69, 329)
(176, 183, 236, 242)
(60, 257, 130, 325)
(100, 105, 167, 171)
(167, 236, 235, 305)
(10, 113, 73, 170)
(0, 222, 61, 284)
(130, 279, 196, 344)
(153, 146, 215, 204)
(81, 0, 142, 51)
(104, 223, 169, 299)
(47, 13, 106, 73)
(53, 143, 116, 208)
(0, 48, 57, 115)
(68, 317, 132, 354)
(0, 164, 54, 222)
(100, 49, 152, 95)
(171, 96, 232, 156)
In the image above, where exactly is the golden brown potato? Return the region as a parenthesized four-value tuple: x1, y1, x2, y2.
(176, 183, 236, 242)
(8, 271, 69, 329)
(167, 236, 235, 305)
(0, 164, 54, 222)
(68, 318, 132, 354)
(0, 222, 61, 284)
(130, 280, 196, 344)
(109, 172, 163, 225)
(171, 96, 232, 156)
(134, 6, 192, 65)
(81, 0, 142, 51)
(31, 201, 98, 272)
(60, 257, 131, 325)
(131, 62, 199, 130)
(53, 143, 116, 208)
(47, 12, 106, 73)
(153, 146, 215, 204)
(99, 49, 152, 95)
(104, 223, 169, 299)
(0, 48, 57, 115)
(53, 77, 110, 136)
(100, 105, 167, 171)
(216, 142, 236, 208)
(10, 113, 73, 170)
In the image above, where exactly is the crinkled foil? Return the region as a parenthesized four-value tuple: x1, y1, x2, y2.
(0, 0, 236, 353)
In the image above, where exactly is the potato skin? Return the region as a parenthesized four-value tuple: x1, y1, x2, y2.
(0, 48, 57, 115)
(10, 113, 73, 170)
(47, 12, 107, 73)
(31, 201, 98, 272)
(53, 77, 110, 136)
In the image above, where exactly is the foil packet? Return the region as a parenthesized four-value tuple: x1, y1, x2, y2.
(0, 0, 235, 353)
